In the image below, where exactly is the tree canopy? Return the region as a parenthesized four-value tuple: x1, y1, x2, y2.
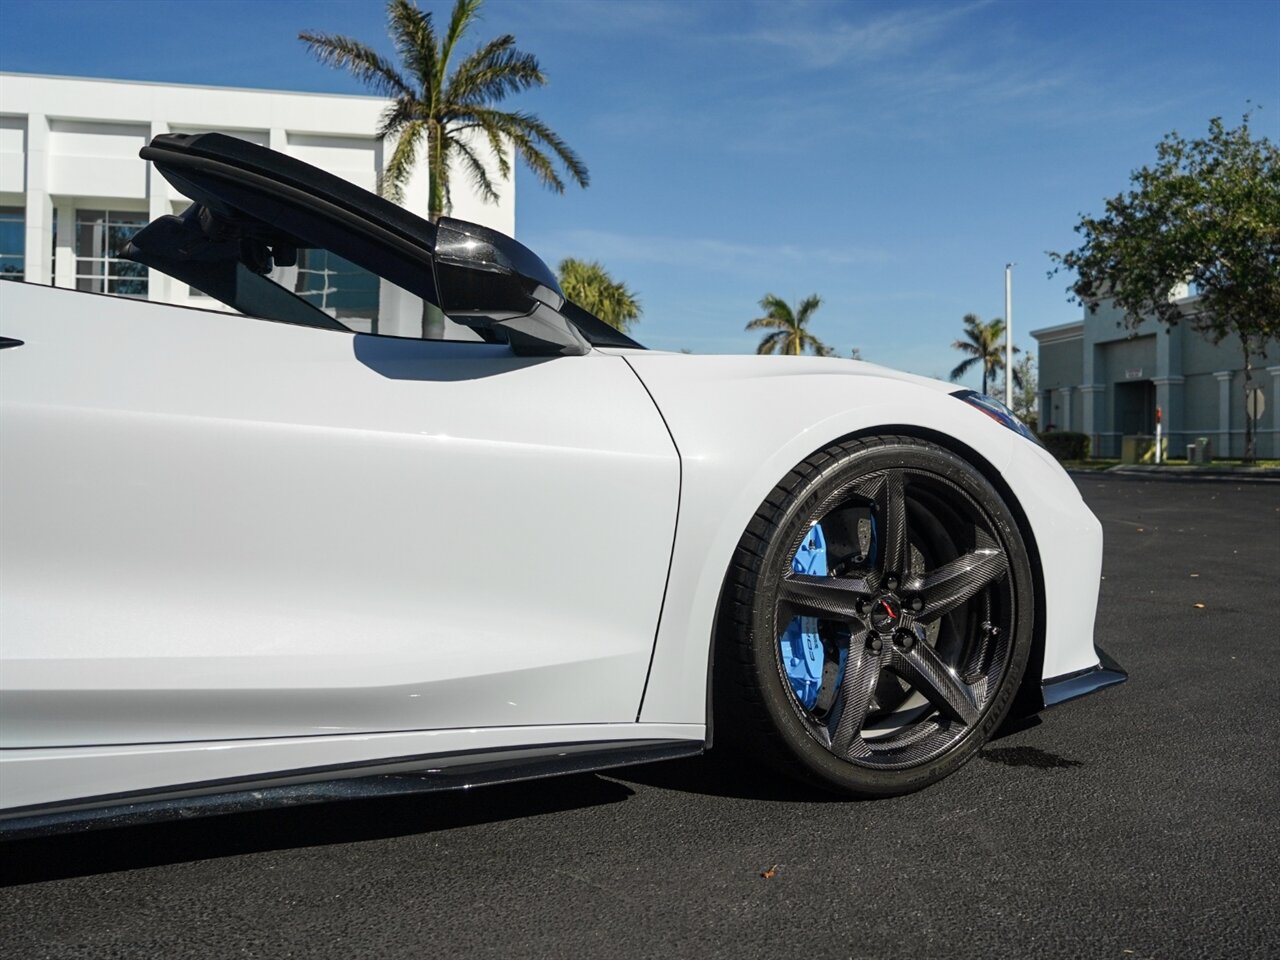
(746, 294, 829, 356)
(1050, 113, 1280, 457)
(949, 313, 1021, 396)
(557, 258, 641, 333)
(1004, 353, 1038, 429)
(300, 0, 589, 219)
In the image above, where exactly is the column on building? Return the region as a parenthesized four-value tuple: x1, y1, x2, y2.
(21, 113, 49, 285)
(1153, 322, 1184, 452)
(1213, 370, 1233, 458)
(1152, 376, 1184, 457)
(52, 202, 73, 288)
(1056, 387, 1073, 432)
(146, 120, 170, 302)
(1079, 328, 1106, 456)
(1079, 385, 1104, 458)
(1269, 366, 1280, 459)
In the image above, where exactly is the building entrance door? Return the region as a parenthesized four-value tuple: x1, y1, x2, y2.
(1115, 379, 1156, 436)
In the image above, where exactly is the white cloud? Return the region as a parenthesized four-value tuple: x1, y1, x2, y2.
(743, 0, 995, 69)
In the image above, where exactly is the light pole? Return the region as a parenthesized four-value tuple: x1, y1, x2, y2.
(1004, 263, 1015, 408)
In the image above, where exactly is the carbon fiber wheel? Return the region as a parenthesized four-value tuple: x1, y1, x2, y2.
(715, 435, 1034, 797)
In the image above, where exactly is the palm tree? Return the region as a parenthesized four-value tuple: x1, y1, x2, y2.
(746, 293, 829, 356)
(557, 258, 641, 333)
(949, 313, 1022, 395)
(300, 0, 588, 338)
(301, 0, 588, 217)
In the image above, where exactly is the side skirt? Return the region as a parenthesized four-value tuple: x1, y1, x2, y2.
(0, 739, 702, 841)
(1041, 646, 1128, 708)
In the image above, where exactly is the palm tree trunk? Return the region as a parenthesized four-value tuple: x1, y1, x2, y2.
(422, 123, 447, 340)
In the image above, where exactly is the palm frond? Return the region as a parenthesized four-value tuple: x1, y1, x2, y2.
(448, 36, 544, 106)
(446, 131, 501, 205)
(387, 0, 439, 92)
(745, 315, 788, 331)
(377, 96, 422, 139)
(440, 0, 484, 73)
(557, 258, 641, 331)
(379, 120, 424, 202)
(795, 294, 823, 323)
(802, 330, 830, 355)
(461, 107, 589, 189)
(297, 32, 412, 98)
(949, 355, 979, 382)
(758, 293, 794, 323)
(756, 331, 786, 355)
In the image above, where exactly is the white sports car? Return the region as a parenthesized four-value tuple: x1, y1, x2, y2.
(0, 134, 1124, 837)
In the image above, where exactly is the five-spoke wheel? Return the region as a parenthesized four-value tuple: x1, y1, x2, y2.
(716, 435, 1033, 796)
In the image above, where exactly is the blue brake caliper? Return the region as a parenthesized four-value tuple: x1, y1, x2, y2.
(781, 523, 838, 710)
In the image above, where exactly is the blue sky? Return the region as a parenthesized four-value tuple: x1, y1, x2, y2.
(5, 0, 1277, 381)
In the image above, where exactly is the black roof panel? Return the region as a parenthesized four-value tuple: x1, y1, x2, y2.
(142, 132, 437, 253)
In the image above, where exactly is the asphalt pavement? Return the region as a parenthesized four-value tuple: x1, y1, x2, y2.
(2, 476, 1278, 959)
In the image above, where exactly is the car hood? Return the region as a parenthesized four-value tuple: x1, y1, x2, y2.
(598, 349, 958, 395)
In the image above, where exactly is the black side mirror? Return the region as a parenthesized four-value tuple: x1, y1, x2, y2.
(432, 218, 588, 356)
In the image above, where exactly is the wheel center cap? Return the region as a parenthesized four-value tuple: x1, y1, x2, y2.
(868, 595, 901, 633)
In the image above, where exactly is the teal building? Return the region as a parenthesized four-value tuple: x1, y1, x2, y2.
(1032, 295, 1280, 459)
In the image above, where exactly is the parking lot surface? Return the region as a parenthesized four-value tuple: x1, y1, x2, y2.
(2, 475, 1278, 959)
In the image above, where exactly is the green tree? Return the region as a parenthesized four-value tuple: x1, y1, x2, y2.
(300, 0, 589, 338)
(949, 313, 1021, 395)
(746, 293, 829, 356)
(999, 352, 1038, 429)
(1050, 113, 1280, 460)
(557, 258, 641, 333)
(814, 344, 863, 359)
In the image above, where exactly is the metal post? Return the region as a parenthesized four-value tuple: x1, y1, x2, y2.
(1004, 264, 1014, 408)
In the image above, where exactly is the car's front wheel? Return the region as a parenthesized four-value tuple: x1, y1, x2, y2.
(714, 435, 1034, 797)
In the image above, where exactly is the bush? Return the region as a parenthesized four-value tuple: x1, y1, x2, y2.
(1038, 430, 1090, 461)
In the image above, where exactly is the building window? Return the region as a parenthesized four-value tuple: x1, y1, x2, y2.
(289, 249, 380, 333)
(0, 207, 23, 282)
(75, 209, 148, 298)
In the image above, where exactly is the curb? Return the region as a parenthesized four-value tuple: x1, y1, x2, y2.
(1069, 465, 1280, 484)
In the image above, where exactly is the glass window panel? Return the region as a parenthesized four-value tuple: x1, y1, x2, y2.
(0, 211, 23, 251)
(74, 209, 148, 299)
(75, 211, 106, 257)
(286, 249, 381, 330)
(0, 255, 23, 281)
(0, 207, 25, 281)
(108, 276, 147, 298)
(108, 221, 145, 256)
(110, 260, 148, 279)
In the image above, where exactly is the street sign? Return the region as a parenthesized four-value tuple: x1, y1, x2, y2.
(1246, 387, 1265, 421)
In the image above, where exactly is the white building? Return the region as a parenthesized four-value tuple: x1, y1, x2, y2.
(0, 72, 513, 328)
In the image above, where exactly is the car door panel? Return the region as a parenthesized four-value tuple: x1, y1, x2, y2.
(0, 284, 679, 747)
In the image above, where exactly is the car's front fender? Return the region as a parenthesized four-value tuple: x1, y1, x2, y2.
(619, 353, 1100, 727)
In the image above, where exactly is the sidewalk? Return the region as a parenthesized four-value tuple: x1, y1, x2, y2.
(1072, 463, 1280, 483)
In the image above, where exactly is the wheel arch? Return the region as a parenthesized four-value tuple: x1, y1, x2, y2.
(704, 424, 1048, 743)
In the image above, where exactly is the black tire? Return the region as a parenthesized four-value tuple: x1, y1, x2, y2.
(713, 434, 1034, 797)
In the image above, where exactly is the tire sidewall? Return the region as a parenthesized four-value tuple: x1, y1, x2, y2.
(747, 439, 1035, 797)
